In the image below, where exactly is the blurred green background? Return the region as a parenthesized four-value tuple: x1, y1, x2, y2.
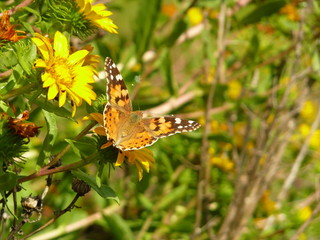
(2, 0, 320, 239)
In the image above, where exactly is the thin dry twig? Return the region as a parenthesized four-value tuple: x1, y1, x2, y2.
(0, 0, 33, 16)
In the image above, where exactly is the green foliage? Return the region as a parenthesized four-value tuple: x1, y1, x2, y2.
(1, 0, 320, 239)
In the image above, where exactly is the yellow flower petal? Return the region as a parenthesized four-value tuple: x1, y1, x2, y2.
(53, 31, 69, 58)
(47, 84, 59, 100)
(75, 0, 118, 34)
(68, 50, 89, 66)
(33, 59, 47, 68)
(135, 162, 143, 181)
(85, 113, 104, 125)
(115, 152, 125, 166)
(71, 104, 77, 117)
(59, 90, 67, 107)
(32, 34, 53, 61)
(42, 75, 56, 87)
(93, 126, 106, 136)
(101, 141, 112, 149)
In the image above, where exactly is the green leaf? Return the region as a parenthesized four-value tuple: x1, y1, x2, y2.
(65, 137, 96, 158)
(65, 139, 82, 158)
(0, 173, 18, 191)
(158, 49, 176, 96)
(13, 40, 37, 76)
(32, 97, 72, 119)
(0, 80, 15, 95)
(104, 214, 134, 240)
(37, 110, 58, 166)
(235, 0, 286, 26)
(162, 19, 187, 47)
(134, 0, 161, 60)
(71, 169, 119, 203)
(0, 101, 14, 116)
(158, 184, 187, 210)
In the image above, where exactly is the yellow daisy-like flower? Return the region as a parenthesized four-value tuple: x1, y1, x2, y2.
(75, 0, 118, 34)
(32, 31, 97, 116)
(86, 113, 155, 181)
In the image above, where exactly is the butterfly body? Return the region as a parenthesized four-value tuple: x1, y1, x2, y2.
(103, 57, 200, 151)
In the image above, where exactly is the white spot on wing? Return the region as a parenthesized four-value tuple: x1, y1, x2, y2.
(116, 74, 122, 81)
(175, 118, 182, 124)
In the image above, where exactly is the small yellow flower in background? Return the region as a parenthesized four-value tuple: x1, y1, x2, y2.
(297, 206, 312, 222)
(227, 80, 242, 100)
(211, 120, 228, 134)
(32, 31, 97, 116)
(87, 113, 156, 181)
(280, 4, 300, 22)
(299, 123, 310, 137)
(75, 0, 118, 34)
(310, 129, 320, 149)
(233, 122, 246, 147)
(260, 190, 276, 214)
(187, 7, 203, 26)
(300, 100, 317, 121)
(266, 113, 274, 125)
(161, 3, 177, 18)
(130, 63, 142, 72)
(202, 67, 215, 84)
(211, 155, 234, 172)
(208, 9, 218, 19)
(298, 233, 307, 240)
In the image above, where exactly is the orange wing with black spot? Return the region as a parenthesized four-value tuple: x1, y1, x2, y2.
(105, 57, 132, 112)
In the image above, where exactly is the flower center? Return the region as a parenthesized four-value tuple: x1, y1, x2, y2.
(49, 57, 74, 89)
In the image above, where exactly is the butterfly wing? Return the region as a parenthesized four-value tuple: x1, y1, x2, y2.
(104, 57, 132, 112)
(113, 124, 158, 151)
(103, 57, 201, 151)
(104, 57, 132, 142)
(143, 117, 201, 138)
(114, 116, 201, 151)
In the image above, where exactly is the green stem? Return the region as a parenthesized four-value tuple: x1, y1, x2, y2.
(1, 83, 39, 100)
(46, 121, 97, 169)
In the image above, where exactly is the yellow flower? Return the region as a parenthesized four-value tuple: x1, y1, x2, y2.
(187, 7, 203, 26)
(75, 0, 118, 34)
(32, 31, 97, 117)
(260, 190, 276, 214)
(87, 113, 156, 181)
(116, 148, 155, 181)
(299, 123, 310, 137)
(280, 4, 300, 21)
(297, 206, 312, 222)
(227, 80, 242, 100)
(310, 129, 320, 148)
(71, 45, 100, 71)
(300, 100, 317, 121)
(211, 155, 234, 172)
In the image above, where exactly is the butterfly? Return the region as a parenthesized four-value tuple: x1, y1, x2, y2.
(103, 57, 200, 151)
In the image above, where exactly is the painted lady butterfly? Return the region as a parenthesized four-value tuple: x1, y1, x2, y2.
(103, 57, 200, 151)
